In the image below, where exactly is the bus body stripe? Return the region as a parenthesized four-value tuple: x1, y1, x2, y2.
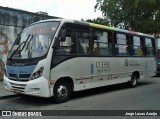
(90, 23, 154, 38)
(6, 65, 36, 74)
(90, 23, 118, 31)
(91, 64, 94, 79)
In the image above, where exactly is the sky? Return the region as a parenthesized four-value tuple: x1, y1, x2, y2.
(0, 0, 102, 20)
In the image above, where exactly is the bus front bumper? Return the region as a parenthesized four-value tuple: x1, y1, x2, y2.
(3, 75, 51, 98)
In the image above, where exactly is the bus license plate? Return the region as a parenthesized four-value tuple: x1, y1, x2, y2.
(13, 89, 21, 94)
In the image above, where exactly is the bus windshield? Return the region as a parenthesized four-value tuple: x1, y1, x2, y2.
(8, 22, 59, 60)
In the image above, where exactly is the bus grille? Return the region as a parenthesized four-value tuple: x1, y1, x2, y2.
(8, 73, 30, 81)
(9, 82, 27, 93)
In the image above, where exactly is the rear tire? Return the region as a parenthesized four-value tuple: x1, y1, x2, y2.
(53, 80, 71, 103)
(129, 74, 138, 88)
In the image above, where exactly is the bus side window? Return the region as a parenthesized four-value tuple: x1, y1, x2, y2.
(67, 30, 90, 55)
(58, 26, 90, 55)
(115, 33, 129, 56)
(145, 38, 154, 56)
(132, 36, 143, 56)
(82, 37, 89, 54)
(71, 31, 85, 54)
(77, 33, 90, 54)
(93, 41, 100, 56)
(59, 36, 72, 54)
(93, 29, 112, 56)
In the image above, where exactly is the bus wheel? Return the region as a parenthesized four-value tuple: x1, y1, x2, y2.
(129, 74, 138, 88)
(53, 80, 71, 103)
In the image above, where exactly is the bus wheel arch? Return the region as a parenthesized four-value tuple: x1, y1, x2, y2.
(129, 71, 140, 88)
(52, 77, 74, 103)
(56, 77, 74, 92)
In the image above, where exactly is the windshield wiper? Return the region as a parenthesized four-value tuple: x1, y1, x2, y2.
(26, 35, 34, 59)
(9, 35, 31, 60)
(9, 41, 25, 60)
(25, 35, 33, 52)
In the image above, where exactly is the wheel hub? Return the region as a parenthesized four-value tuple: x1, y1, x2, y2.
(57, 85, 68, 99)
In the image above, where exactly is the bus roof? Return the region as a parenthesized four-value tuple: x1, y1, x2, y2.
(89, 22, 154, 38)
(34, 19, 154, 38)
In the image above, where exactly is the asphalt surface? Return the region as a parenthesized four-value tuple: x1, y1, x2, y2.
(0, 80, 16, 99)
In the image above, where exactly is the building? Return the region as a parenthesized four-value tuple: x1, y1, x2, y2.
(0, 6, 58, 79)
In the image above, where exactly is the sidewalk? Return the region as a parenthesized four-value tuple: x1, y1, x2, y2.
(0, 80, 16, 98)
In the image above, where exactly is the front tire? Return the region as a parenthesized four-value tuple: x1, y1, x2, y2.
(53, 80, 71, 103)
(129, 74, 138, 88)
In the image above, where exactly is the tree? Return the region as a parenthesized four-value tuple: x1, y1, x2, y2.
(93, 0, 160, 34)
(85, 17, 109, 26)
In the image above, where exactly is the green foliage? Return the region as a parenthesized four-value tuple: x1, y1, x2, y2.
(85, 17, 109, 26)
(90, 0, 160, 34)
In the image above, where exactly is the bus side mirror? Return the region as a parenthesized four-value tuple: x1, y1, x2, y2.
(60, 29, 66, 42)
(53, 38, 60, 49)
(53, 29, 66, 49)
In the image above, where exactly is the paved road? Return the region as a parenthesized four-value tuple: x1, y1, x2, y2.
(0, 77, 160, 119)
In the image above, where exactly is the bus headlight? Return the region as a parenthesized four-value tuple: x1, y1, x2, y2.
(31, 67, 44, 80)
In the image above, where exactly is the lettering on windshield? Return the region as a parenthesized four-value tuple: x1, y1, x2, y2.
(8, 22, 59, 60)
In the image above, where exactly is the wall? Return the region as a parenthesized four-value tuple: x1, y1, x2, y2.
(0, 6, 57, 79)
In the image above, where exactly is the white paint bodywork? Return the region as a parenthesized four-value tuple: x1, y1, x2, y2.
(50, 57, 156, 96)
(4, 75, 50, 97)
